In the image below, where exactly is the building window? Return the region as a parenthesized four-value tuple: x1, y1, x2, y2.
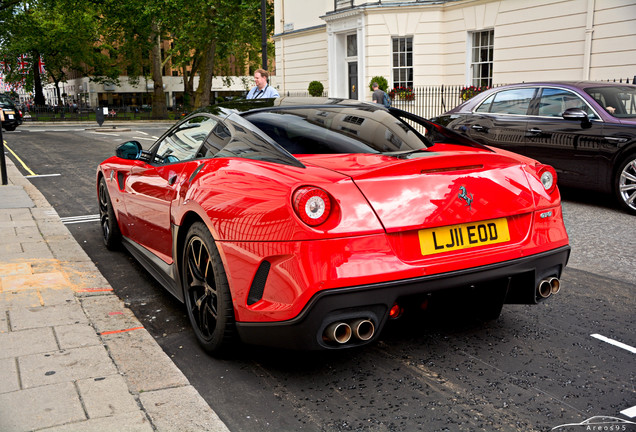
(335, 0, 353, 10)
(470, 30, 493, 87)
(347, 34, 357, 57)
(392, 37, 413, 89)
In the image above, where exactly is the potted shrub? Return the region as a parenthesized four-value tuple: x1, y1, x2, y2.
(369, 76, 389, 92)
(308, 81, 324, 97)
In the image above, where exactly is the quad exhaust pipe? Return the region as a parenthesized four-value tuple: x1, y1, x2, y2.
(324, 322, 352, 344)
(323, 319, 375, 345)
(351, 319, 375, 341)
(538, 277, 561, 299)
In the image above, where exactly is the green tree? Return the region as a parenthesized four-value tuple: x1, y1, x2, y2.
(95, 0, 166, 118)
(166, 0, 272, 109)
(0, 0, 111, 106)
(1, 0, 274, 115)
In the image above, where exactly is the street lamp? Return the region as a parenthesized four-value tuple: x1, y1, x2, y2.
(261, 0, 267, 70)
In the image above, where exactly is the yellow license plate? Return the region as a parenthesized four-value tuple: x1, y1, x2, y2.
(418, 218, 510, 256)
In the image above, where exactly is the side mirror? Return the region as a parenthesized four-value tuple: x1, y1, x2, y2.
(562, 108, 589, 121)
(116, 141, 142, 159)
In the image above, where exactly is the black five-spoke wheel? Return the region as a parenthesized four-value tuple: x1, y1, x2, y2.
(183, 222, 236, 354)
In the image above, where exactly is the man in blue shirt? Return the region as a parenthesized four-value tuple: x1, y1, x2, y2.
(246, 69, 280, 99)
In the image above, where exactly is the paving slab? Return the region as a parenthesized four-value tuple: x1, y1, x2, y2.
(39, 287, 77, 306)
(0, 382, 85, 431)
(0, 242, 22, 258)
(9, 301, 87, 331)
(80, 294, 146, 334)
(139, 385, 231, 432)
(1, 270, 69, 293)
(61, 260, 111, 291)
(14, 240, 55, 259)
(0, 357, 19, 394)
(77, 374, 140, 418)
(0, 186, 34, 209)
(55, 323, 102, 349)
(48, 237, 93, 262)
(0, 326, 58, 359)
(0, 289, 44, 310)
(39, 411, 153, 432)
(103, 330, 190, 392)
(19, 345, 117, 389)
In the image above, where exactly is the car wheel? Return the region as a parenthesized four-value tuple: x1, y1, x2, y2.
(98, 177, 122, 250)
(615, 153, 636, 215)
(182, 222, 236, 354)
(3, 125, 16, 131)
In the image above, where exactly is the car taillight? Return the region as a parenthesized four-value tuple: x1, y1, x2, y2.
(293, 186, 332, 226)
(537, 164, 557, 194)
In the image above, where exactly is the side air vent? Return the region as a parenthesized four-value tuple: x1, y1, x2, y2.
(247, 261, 271, 305)
(117, 172, 125, 191)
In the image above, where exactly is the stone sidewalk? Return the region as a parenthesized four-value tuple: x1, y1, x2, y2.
(0, 156, 230, 431)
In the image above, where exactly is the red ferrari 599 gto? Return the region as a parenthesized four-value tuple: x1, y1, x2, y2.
(97, 98, 570, 353)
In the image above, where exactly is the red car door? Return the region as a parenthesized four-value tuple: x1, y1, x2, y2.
(124, 162, 187, 263)
(122, 115, 219, 263)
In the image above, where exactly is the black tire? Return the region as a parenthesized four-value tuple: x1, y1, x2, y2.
(98, 176, 122, 250)
(3, 125, 16, 131)
(614, 153, 636, 215)
(182, 222, 236, 354)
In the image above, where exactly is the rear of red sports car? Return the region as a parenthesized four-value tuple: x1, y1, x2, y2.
(97, 99, 569, 352)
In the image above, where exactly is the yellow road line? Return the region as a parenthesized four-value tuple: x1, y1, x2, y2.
(3, 140, 36, 176)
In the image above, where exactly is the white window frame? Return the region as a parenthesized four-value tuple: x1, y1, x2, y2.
(468, 29, 494, 88)
(391, 36, 413, 89)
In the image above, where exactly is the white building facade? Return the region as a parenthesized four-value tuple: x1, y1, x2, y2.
(273, 0, 636, 101)
(42, 75, 253, 109)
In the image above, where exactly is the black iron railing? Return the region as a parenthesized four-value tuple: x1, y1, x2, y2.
(19, 77, 636, 122)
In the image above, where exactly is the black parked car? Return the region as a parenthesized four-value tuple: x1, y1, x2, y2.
(433, 81, 636, 215)
(0, 94, 23, 131)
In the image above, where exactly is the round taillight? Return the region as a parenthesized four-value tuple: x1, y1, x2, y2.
(293, 186, 332, 226)
(537, 164, 557, 193)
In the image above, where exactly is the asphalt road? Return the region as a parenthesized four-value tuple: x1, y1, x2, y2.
(3, 123, 635, 432)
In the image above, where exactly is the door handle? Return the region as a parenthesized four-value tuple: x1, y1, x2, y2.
(527, 128, 543, 135)
(471, 124, 487, 132)
(168, 174, 177, 185)
(604, 136, 628, 144)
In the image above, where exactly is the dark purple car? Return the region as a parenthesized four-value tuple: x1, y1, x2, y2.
(433, 81, 636, 215)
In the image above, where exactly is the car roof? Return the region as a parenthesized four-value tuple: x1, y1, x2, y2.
(494, 81, 635, 89)
(185, 98, 382, 125)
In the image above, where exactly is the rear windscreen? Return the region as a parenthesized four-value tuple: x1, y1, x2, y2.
(244, 107, 428, 155)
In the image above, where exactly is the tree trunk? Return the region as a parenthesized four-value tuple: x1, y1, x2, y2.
(182, 52, 198, 110)
(150, 19, 167, 119)
(182, 66, 192, 110)
(193, 42, 216, 109)
(31, 51, 45, 106)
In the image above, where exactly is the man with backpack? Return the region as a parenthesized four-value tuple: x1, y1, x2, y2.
(371, 82, 391, 108)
